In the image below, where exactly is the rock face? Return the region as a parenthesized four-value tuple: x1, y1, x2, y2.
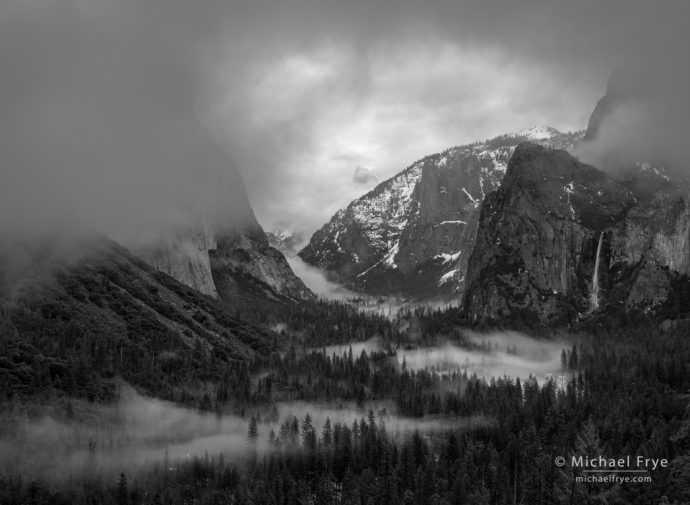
(463, 143, 690, 324)
(299, 127, 582, 299)
(463, 143, 635, 324)
(140, 225, 219, 298)
(210, 224, 314, 302)
(584, 68, 646, 141)
(607, 189, 690, 310)
(140, 218, 314, 303)
(137, 167, 313, 303)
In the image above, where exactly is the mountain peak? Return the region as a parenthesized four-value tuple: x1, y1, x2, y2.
(513, 125, 561, 141)
(299, 129, 582, 299)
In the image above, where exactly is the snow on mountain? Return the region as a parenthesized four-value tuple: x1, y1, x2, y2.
(266, 229, 305, 257)
(299, 127, 584, 300)
(515, 125, 560, 141)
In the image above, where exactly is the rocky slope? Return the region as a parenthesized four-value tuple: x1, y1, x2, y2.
(137, 163, 314, 304)
(0, 236, 276, 399)
(463, 143, 690, 324)
(209, 224, 314, 302)
(140, 220, 314, 303)
(140, 225, 219, 297)
(299, 127, 582, 299)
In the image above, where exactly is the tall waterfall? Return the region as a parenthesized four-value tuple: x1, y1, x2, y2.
(590, 232, 604, 310)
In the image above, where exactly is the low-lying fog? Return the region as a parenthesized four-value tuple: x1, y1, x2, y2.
(398, 331, 566, 383)
(0, 387, 488, 482)
(287, 257, 458, 317)
(287, 257, 358, 300)
(315, 330, 568, 384)
(1, 331, 567, 482)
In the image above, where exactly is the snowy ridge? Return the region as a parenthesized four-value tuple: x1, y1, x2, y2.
(515, 125, 560, 141)
(300, 126, 585, 299)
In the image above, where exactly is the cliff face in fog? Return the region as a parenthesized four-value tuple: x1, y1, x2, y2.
(137, 158, 314, 303)
(461, 66, 690, 325)
(463, 144, 635, 323)
(140, 218, 314, 303)
(584, 68, 646, 142)
(299, 127, 582, 300)
(463, 143, 690, 324)
(141, 226, 219, 297)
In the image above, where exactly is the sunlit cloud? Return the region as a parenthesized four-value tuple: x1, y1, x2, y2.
(208, 40, 593, 234)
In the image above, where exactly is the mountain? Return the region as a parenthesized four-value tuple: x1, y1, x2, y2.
(136, 157, 314, 303)
(462, 143, 633, 324)
(209, 224, 314, 302)
(0, 236, 275, 401)
(299, 126, 583, 299)
(463, 143, 690, 325)
(584, 68, 645, 142)
(266, 229, 305, 257)
(141, 223, 314, 303)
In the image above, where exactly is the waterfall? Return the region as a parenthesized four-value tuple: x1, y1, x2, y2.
(590, 232, 604, 310)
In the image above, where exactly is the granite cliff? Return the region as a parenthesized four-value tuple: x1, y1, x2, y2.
(299, 127, 582, 299)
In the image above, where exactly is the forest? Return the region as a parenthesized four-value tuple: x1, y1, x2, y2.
(2, 288, 690, 504)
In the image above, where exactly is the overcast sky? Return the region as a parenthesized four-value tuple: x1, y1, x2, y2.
(1, 0, 688, 239)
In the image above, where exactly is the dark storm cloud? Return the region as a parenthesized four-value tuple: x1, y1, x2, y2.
(353, 166, 378, 185)
(203, 0, 689, 231)
(576, 65, 690, 175)
(1, 0, 687, 239)
(0, 0, 253, 241)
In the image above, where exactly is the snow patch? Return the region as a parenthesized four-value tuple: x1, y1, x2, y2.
(439, 269, 458, 285)
(462, 188, 480, 207)
(515, 125, 559, 140)
(435, 251, 461, 264)
(436, 220, 467, 226)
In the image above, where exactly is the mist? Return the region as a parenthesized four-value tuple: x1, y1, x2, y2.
(574, 65, 690, 176)
(272, 400, 492, 437)
(0, 0, 254, 244)
(397, 330, 566, 383)
(3, 1, 687, 244)
(311, 330, 567, 383)
(287, 257, 359, 300)
(0, 387, 491, 483)
(0, 387, 253, 482)
(318, 337, 384, 357)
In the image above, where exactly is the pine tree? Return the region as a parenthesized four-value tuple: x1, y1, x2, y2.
(248, 415, 258, 442)
(117, 473, 128, 505)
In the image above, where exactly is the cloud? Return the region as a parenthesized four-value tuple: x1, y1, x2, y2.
(207, 42, 594, 233)
(201, 1, 689, 233)
(0, 0, 253, 242)
(1, 0, 687, 241)
(574, 65, 690, 175)
(353, 166, 379, 185)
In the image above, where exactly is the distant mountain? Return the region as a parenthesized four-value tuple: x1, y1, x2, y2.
(299, 126, 583, 299)
(266, 229, 305, 257)
(463, 143, 690, 325)
(584, 68, 644, 142)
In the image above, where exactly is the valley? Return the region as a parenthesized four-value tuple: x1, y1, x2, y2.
(2, 3, 690, 503)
